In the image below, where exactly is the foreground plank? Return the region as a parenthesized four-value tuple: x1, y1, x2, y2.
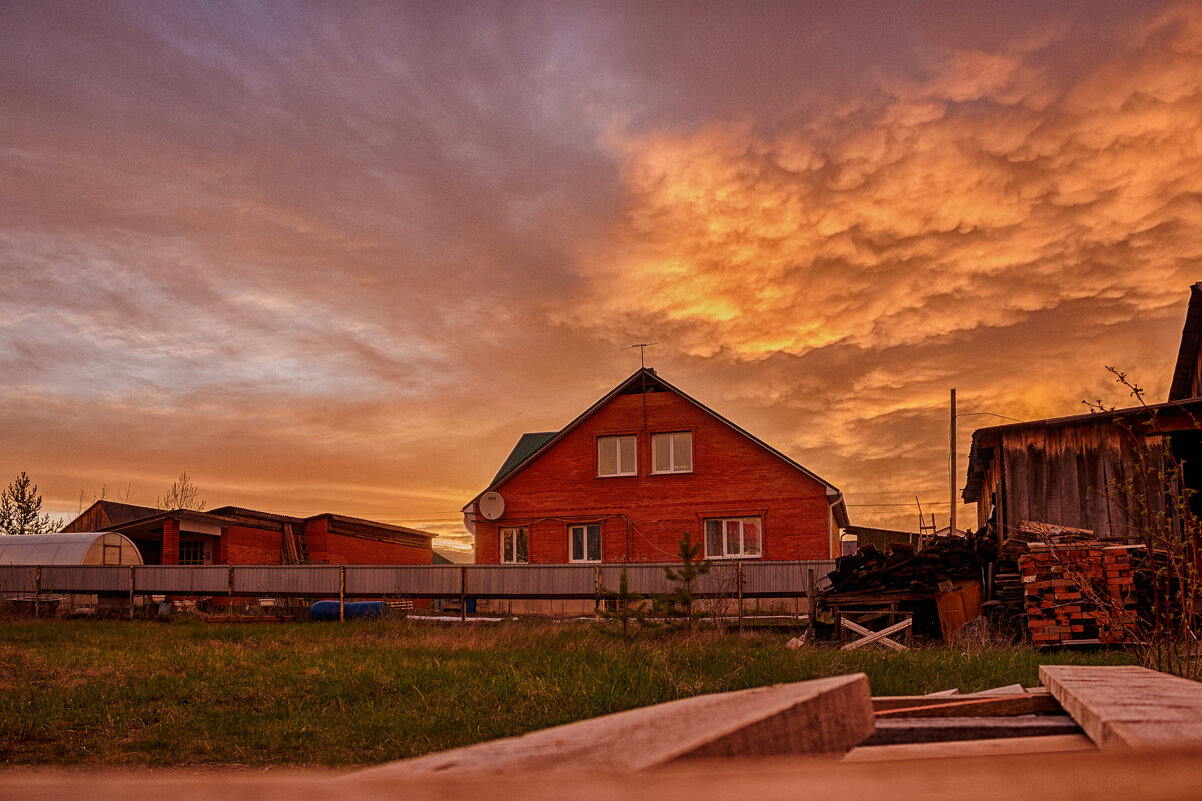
(1039, 665, 1202, 750)
(351, 675, 873, 777)
(862, 715, 1081, 745)
(6, 750, 1202, 801)
(875, 694, 1061, 718)
(842, 733, 1095, 762)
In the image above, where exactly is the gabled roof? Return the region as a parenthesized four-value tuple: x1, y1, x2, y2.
(60, 500, 160, 533)
(1169, 282, 1202, 401)
(467, 368, 848, 525)
(492, 432, 558, 485)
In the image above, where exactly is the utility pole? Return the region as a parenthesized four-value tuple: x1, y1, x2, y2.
(950, 387, 957, 537)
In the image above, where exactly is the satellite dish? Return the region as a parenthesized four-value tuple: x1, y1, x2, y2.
(478, 492, 505, 521)
(462, 511, 477, 535)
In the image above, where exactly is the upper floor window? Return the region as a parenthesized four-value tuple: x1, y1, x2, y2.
(598, 435, 637, 477)
(652, 432, 693, 474)
(569, 524, 602, 562)
(704, 517, 761, 559)
(501, 527, 529, 563)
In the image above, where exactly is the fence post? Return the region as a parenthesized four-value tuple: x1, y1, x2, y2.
(737, 562, 744, 634)
(129, 565, 135, 620)
(460, 565, 467, 622)
(806, 567, 817, 641)
(228, 565, 234, 604)
(595, 564, 602, 622)
(339, 566, 345, 622)
(34, 566, 41, 619)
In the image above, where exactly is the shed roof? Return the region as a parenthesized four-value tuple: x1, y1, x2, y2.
(962, 397, 1202, 503)
(0, 532, 142, 565)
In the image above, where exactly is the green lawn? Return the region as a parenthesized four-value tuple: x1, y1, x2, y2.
(0, 617, 1133, 768)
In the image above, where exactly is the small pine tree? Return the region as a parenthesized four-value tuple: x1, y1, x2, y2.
(0, 472, 59, 536)
(656, 533, 711, 630)
(598, 560, 654, 638)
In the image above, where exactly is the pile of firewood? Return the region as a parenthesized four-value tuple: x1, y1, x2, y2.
(825, 534, 997, 594)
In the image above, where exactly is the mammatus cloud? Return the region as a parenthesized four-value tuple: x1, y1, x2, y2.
(2, 1, 1199, 544)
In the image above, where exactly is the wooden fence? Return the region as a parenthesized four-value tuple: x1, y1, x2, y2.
(0, 560, 835, 605)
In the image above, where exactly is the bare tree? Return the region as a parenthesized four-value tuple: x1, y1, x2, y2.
(156, 472, 207, 511)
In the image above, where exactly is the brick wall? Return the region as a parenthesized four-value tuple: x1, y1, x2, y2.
(320, 530, 433, 564)
(221, 524, 285, 565)
(162, 519, 180, 565)
(474, 390, 836, 563)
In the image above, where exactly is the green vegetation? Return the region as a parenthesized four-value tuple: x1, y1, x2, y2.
(0, 618, 1133, 768)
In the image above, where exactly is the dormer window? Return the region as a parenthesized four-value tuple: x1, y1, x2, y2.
(598, 435, 637, 477)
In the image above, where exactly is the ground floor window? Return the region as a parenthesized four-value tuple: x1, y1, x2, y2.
(179, 540, 206, 565)
(569, 524, 601, 562)
(501, 527, 529, 563)
(704, 517, 762, 559)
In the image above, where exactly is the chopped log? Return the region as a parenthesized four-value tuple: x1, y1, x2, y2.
(352, 675, 874, 777)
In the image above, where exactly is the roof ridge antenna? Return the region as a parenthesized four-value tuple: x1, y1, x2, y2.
(622, 342, 658, 369)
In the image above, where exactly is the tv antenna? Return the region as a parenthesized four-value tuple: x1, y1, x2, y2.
(622, 342, 658, 368)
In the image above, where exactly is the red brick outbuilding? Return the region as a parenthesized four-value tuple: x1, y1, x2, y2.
(63, 501, 434, 566)
(465, 368, 849, 564)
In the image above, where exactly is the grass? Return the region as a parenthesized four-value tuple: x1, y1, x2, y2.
(0, 617, 1134, 768)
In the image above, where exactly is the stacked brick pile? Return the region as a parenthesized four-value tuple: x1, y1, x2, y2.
(1019, 546, 1138, 647)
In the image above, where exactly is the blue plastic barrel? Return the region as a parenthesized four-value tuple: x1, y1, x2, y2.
(310, 600, 389, 621)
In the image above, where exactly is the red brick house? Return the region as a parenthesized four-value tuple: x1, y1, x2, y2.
(62, 501, 434, 566)
(465, 368, 848, 564)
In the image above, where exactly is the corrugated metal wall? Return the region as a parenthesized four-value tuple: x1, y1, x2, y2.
(0, 560, 835, 600)
(135, 566, 229, 594)
(0, 566, 36, 593)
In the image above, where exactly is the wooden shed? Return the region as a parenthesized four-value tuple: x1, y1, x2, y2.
(963, 399, 1202, 543)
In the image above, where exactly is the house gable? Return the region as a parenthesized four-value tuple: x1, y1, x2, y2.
(471, 368, 846, 520)
(468, 368, 847, 563)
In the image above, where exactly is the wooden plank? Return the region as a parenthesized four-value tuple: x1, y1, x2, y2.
(872, 687, 1052, 711)
(874, 694, 1060, 718)
(1039, 665, 1202, 750)
(840, 618, 911, 651)
(353, 675, 874, 777)
(861, 715, 1081, 745)
(9, 749, 1202, 801)
(842, 733, 1095, 762)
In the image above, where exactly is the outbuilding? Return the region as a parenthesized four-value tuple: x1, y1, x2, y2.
(0, 531, 143, 566)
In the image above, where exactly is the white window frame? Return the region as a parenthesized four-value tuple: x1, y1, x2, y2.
(569, 524, 602, 563)
(500, 526, 529, 564)
(597, 435, 637, 477)
(704, 516, 762, 559)
(651, 431, 693, 474)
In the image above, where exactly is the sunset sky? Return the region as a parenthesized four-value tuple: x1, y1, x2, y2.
(3, 1, 1202, 553)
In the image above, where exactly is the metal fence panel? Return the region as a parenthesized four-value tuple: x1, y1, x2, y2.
(134, 566, 230, 594)
(0, 566, 36, 594)
(40, 566, 129, 593)
(465, 565, 597, 597)
(233, 566, 341, 596)
(742, 560, 835, 595)
(345, 566, 462, 597)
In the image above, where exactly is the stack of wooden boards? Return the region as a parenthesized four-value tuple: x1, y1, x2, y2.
(1010, 522, 1140, 647)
